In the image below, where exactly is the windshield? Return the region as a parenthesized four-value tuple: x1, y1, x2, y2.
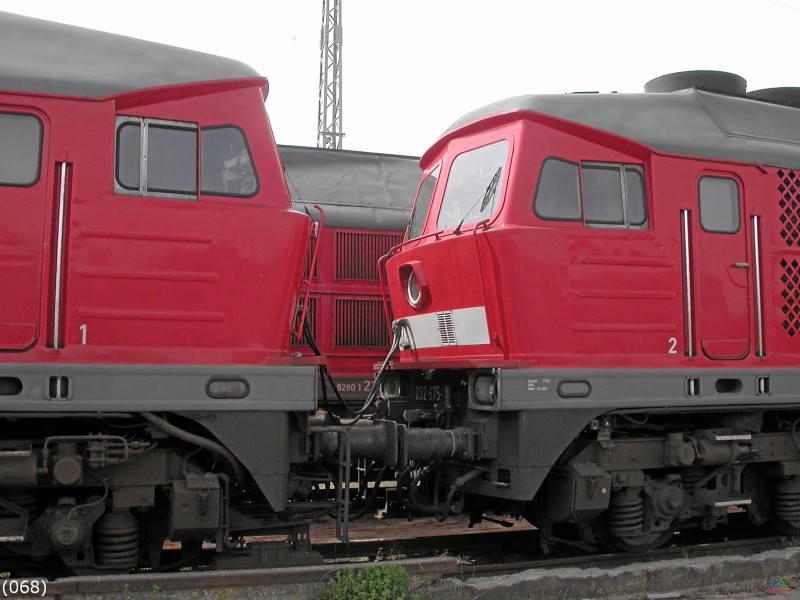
(437, 140, 508, 231)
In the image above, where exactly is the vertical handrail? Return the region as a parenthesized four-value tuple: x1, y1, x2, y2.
(52, 162, 69, 349)
(752, 215, 765, 357)
(681, 210, 695, 357)
(294, 205, 324, 341)
(377, 251, 394, 340)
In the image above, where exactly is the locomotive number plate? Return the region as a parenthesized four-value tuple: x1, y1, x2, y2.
(414, 385, 443, 403)
(331, 377, 374, 401)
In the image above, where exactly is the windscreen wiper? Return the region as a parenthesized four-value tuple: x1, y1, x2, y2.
(453, 166, 502, 235)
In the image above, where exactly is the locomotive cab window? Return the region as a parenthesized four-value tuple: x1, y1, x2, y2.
(0, 112, 42, 186)
(116, 117, 198, 199)
(116, 119, 259, 199)
(437, 141, 508, 230)
(407, 166, 439, 240)
(534, 158, 648, 229)
(534, 158, 581, 221)
(201, 126, 258, 197)
(699, 176, 740, 233)
(583, 164, 647, 228)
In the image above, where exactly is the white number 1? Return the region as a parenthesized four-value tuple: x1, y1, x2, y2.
(80, 324, 87, 345)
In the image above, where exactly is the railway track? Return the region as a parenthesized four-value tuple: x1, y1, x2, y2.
(5, 513, 800, 598)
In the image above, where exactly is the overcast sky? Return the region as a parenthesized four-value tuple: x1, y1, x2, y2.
(3, 1, 799, 157)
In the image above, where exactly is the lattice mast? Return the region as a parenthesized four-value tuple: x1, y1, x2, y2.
(317, 0, 343, 149)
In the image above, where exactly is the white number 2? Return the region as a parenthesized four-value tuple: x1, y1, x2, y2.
(668, 337, 678, 354)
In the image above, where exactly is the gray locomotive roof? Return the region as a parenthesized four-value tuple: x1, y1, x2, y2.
(0, 12, 260, 97)
(280, 146, 420, 231)
(443, 89, 800, 170)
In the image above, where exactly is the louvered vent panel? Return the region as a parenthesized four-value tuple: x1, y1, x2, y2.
(780, 259, 800, 338)
(437, 311, 457, 346)
(779, 169, 800, 247)
(335, 298, 388, 348)
(291, 297, 318, 347)
(336, 232, 402, 281)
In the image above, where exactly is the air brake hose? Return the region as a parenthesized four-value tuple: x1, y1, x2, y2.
(339, 319, 406, 426)
(436, 467, 485, 522)
(141, 412, 247, 488)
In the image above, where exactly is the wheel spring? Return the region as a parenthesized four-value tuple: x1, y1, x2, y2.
(608, 491, 644, 536)
(94, 510, 139, 569)
(775, 477, 800, 522)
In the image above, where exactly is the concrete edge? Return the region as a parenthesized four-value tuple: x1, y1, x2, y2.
(420, 547, 800, 599)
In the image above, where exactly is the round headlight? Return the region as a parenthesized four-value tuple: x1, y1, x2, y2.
(380, 374, 401, 398)
(406, 270, 422, 307)
(470, 372, 498, 406)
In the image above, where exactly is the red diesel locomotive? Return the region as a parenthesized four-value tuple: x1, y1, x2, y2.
(382, 71, 800, 550)
(0, 12, 320, 571)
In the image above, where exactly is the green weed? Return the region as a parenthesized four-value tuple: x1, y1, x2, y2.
(321, 563, 419, 600)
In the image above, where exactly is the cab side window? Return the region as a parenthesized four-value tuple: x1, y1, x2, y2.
(533, 158, 581, 221)
(115, 119, 258, 199)
(534, 158, 648, 229)
(0, 112, 42, 186)
(115, 117, 198, 199)
(583, 164, 647, 228)
(406, 166, 439, 240)
(201, 126, 258, 197)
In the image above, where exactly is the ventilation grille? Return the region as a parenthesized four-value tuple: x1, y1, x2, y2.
(780, 259, 800, 337)
(437, 311, 457, 346)
(779, 169, 800, 247)
(291, 297, 317, 347)
(336, 231, 402, 281)
(335, 298, 388, 348)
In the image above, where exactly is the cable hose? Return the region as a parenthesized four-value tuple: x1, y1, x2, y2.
(338, 320, 405, 427)
(141, 412, 247, 487)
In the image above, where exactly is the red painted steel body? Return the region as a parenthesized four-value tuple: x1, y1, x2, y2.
(386, 110, 796, 369)
(0, 81, 311, 366)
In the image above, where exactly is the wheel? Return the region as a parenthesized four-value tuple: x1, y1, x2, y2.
(605, 530, 675, 552)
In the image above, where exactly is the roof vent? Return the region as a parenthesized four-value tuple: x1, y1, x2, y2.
(747, 88, 800, 108)
(644, 71, 746, 95)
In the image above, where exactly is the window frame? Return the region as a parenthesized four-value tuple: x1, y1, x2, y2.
(533, 157, 582, 222)
(582, 162, 648, 229)
(698, 175, 741, 234)
(406, 165, 440, 241)
(0, 111, 43, 188)
(200, 124, 259, 198)
(533, 157, 649, 230)
(114, 116, 199, 200)
(436, 140, 509, 232)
